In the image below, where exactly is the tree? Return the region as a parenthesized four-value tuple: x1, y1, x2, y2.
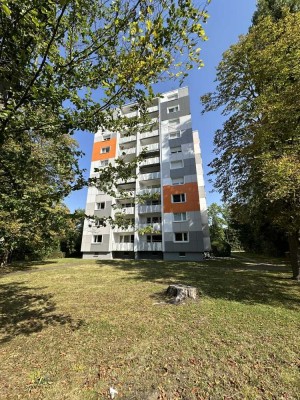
(0, 0, 210, 265)
(201, 11, 300, 279)
(60, 209, 85, 257)
(207, 203, 242, 256)
(252, 0, 300, 24)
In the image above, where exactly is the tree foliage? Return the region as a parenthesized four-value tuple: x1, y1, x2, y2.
(201, 11, 300, 278)
(0, 0, 210, 264)
(252, 0, 300, 24)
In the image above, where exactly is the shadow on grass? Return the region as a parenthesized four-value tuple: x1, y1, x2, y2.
(97, 258, 300, 310)
(0, 282, 85, 343)
(0, 260, 58, 277)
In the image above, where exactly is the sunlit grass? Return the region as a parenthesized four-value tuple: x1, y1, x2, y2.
(0, 256, 299, 399)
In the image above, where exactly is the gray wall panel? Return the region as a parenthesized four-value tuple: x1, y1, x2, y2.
(164, 231, 205, 252)
(169, 158, 196, 179)
(90, 234, 110, 251)
(160, 96, 190, 121)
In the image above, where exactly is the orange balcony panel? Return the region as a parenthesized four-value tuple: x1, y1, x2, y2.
(163, 182, 200, 213)
(92, 138, 117, 161)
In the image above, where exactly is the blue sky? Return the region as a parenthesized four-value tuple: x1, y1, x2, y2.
(65, 0, 257, 212)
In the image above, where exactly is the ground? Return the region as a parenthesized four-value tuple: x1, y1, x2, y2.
(0, 254, 299, 399)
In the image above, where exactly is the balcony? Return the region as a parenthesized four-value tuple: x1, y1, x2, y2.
(116, 206, 135, 215)
(147, 105, 159, 113)
(124, 111, 138, 118)
(139, 172, 160, 181)
(140, 156, 160, 167)
(141, 143, 160, 153)
(117, 190, 135, 199)
(119, 147, 136, 156)
(119, 135, 137, 144)
(140, 130, 159, 140)
(112, 243, 134, 251)
(113, 226, 135, 233)
(138, 187, 161, 195)
(117, 176, 136, 185)
(139, 223, 161, 232)
(137, 242, 162, 251)
(138, 204, 161, 214)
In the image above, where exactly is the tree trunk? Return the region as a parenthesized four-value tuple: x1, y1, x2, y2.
(0, 249, 9, 268)
(288, 230, 300, 280)
(166, 284, 198, 304)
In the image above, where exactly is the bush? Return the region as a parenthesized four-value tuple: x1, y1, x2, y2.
(211, 240, 231, 257)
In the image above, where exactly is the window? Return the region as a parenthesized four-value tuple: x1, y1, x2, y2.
(93, 235, 103, 243)
(147, 235, 162, 243)
(172, 177, 184, 186)
(173, 212, 187, 222)
(172, 193, 186, 203)
(167, 105, 180, 114)
(101, 146, 110, 153)
(95, 219, 103, 227)
(170, 146, 182, 154)
(120, 235, 134, 243)
(103, 135, 111, 141)
(179, 252, 186, 257)
(146, 216, 162, 224)
(100, 159, 109, 167)
(169, 130, 181, 139)
(146, 199, 161, 206)
(174, 232, 188, 242)
(168, 118, 180, 128)
(96, 202, 105, 210)
(124, 202, 134, 208)
(167, 93, 178, 101)
(170, 160, 183, 169)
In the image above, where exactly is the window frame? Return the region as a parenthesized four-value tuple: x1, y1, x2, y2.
(167, 105, 180, 114)
(96, 202, 105, 210)
(174, 232, 189, 243)
(101, 146, 110, 154)
(173, 212, 187, 222)
(172, 193, 186, 203)
(170, 160, 184, 170)
(172, 177, 184, 186)
(93, 235, 103, 243)
(100, 159, 109, 167)
(170, 146, 182, 154)
(167, 93, 179, 101)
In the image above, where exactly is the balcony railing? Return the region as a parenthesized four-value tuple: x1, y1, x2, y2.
(119, 147, 136, 156)
(138, 204, 161, 214)
(117, 176, 136, 185)
(113, 226, 135, 233)
(112, 243, 134, 251)
(139, 172, 160, 181)
(139, 223, 161, 231)
(141, 143, 159, 153)
(119, 135, 137, 144)
(137, 242, 162, 251)
(140, 157, 160, 167)
(117, 190, 135, 198)
(138, 187, 161, 195)
(147, 106, 159, 113)
(124, 111, 138, 118)
(116, 206, 135, 215)
(140, 130, 159, 139)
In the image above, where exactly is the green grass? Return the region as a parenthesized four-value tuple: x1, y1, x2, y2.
(0, 256, 299, 399)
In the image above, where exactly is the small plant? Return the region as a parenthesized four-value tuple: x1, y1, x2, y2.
(28, 370, 52, 386)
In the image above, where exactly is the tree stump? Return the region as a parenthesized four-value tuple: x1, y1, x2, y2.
(166, 284, 198, 304)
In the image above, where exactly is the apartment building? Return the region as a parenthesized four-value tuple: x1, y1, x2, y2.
(81, 87, 210, 261)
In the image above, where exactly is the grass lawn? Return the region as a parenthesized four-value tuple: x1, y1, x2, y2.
(0, 256, 299, 399)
